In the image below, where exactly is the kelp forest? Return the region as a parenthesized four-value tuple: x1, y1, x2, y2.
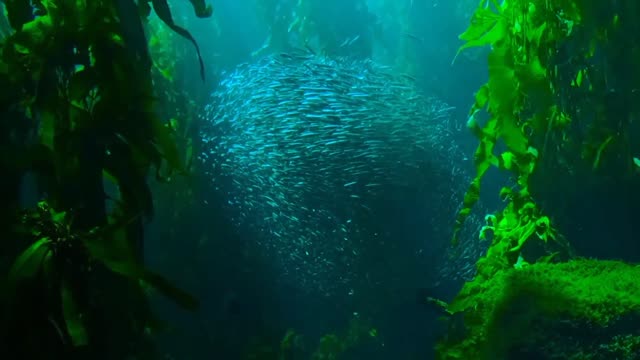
(440, 1, 640, 358)
(0, 0, 640, 360)
(0, 0, 209, 359)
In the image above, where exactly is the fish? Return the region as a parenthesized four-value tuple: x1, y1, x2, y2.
(404, 32, 424, 43)
(339, 35, 361, 47)
(200, 53, 475, 296)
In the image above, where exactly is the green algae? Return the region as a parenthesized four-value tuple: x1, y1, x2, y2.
(437, 259, 640, 359)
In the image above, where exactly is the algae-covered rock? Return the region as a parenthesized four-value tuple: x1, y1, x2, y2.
(436, 259, 640, 359)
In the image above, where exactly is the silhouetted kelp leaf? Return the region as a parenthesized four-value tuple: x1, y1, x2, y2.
(150, 114, 184, 174)
(114, 0, 152, 70)
(86, 219, 137, 264)
(138, 0, 152, 18)
(103, 136, 155, 218)
(151, 0, 206, 80)
(187, 0, 213, 18)
(68, 68, 96, 105)
(2, 143, 56, 194)
(61, 277, 88, 347)
(0, 72, 21, 107)
(97, 257, 199, 311)
(3, 0, 34, 29)
(84, 223, 199, 311)
(138, 269, 199, 311)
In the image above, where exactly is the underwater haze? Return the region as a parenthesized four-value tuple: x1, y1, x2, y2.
(4, 0, 640, 359)
(146, 1, 490, 359)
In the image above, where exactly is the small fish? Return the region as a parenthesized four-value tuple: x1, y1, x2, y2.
(201, 52, 467, 298)
(404, 32, 424, 43)
(339, 35, 361, 47)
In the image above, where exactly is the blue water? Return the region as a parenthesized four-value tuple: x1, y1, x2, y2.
(146, 1, 493, 359)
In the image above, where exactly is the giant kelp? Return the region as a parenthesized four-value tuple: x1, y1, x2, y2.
(0, 0, 211, 358)
(441, 0, 640, 358)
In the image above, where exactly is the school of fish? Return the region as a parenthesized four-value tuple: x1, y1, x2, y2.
(200, 52, 485, 297)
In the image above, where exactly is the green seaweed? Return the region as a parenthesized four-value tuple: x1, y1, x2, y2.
(0, 0, 211, 357)
(437, 259, 640, 359)
(442, 0, 640, 358)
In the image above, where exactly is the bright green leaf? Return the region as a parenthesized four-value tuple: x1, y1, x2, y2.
(151, 0, 206, 80)
(453, 7, 507, 63)
(7, 238, 51, 286)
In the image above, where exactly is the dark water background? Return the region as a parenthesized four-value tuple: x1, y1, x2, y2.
(144, 1, 504, 359)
